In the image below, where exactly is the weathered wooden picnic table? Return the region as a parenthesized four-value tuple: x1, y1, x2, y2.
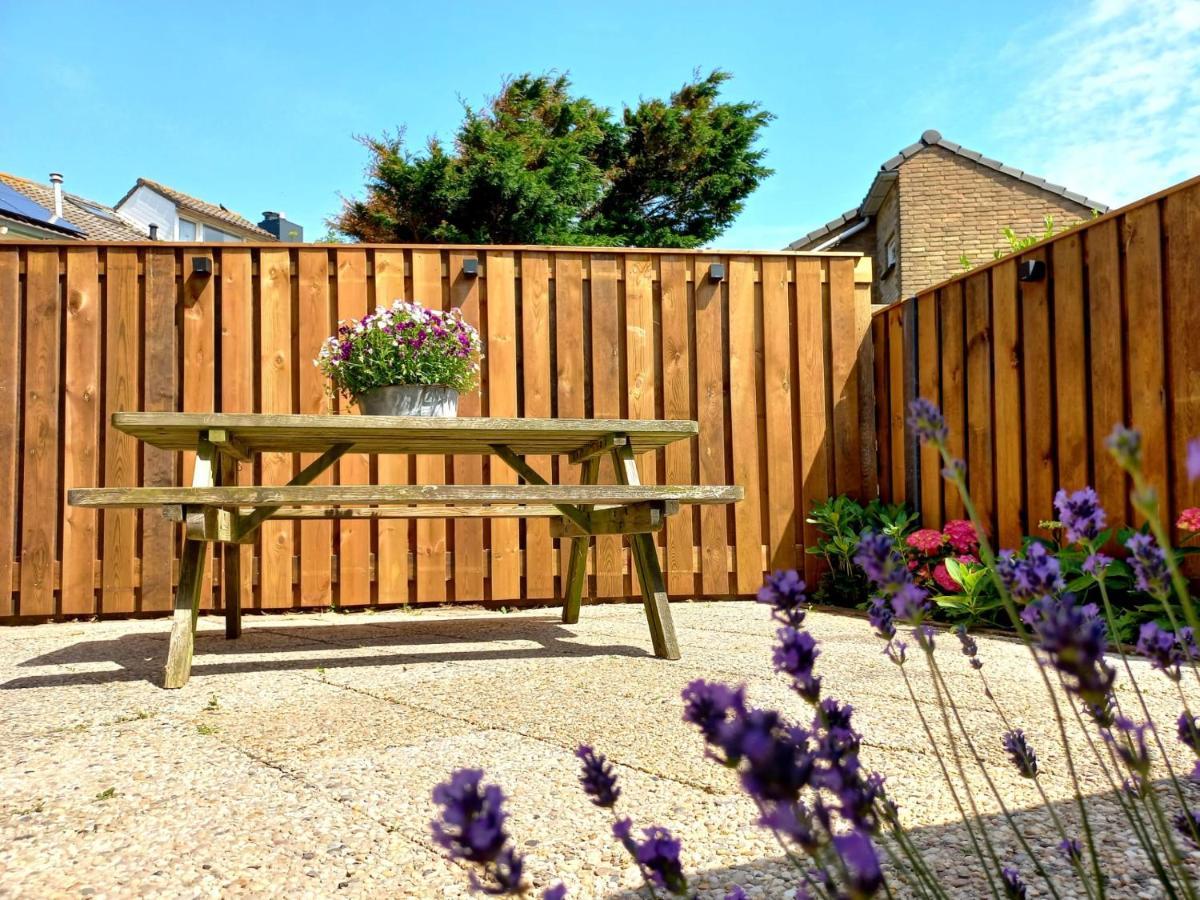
(68, 413, 742, 688)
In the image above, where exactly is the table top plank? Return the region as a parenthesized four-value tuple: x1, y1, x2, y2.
(111, 413, 699, 456)
(69, 483, 743, 508)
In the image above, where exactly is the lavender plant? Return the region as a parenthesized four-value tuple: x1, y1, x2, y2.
(428, 401, 1200, 898)
(315, 299, 482, 401)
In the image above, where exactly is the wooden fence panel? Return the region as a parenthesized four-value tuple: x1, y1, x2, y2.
(964, 272, 994, 534)
(0, 242, 875, 619)
(871, 174, 1200, 549)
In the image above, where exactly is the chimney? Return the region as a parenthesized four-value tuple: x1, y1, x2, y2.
(49, 173, 64, 219)
(148, 223, 159, 241)
(258, 210, 303, 243)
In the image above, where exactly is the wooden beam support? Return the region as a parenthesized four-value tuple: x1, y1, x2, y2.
(567, 434, 627, 465)
(490, 443, 592, 532)
(232, 443, 351, 540)
(550, 501, 678, 537)
(205, 428, 250, 462)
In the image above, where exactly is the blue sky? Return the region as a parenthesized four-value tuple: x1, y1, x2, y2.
(1, 0, 1197, 248)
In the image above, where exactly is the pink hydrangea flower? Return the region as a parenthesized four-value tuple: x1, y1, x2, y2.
(1178, 507, 1200, 533)
(933, 562, 961, 593)
(943, 519, 980, 554)
(906, 529, 945, 555)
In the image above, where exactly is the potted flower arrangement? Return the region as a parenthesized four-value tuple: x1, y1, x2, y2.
(315, 300, 482, 416)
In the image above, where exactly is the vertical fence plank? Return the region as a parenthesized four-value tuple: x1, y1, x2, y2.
(1053, 236, 1088, 493)
(991, 261, 1024, 550)
(829, 258, 864, 497)
(1085, 220, 1127, 537)
(887, 308, 907, 504)
(259, 248, 295, 608)
(0, 250, 18, 616)
(182, 249, 215, 607)
(695, 254, 730, 594)
(1165, 184, 1200, 521)
(335, 249, 372, 605)
(554, 254, 587, 594)
(660, 255, 696, 594)
(939, 285, 966, 521)
(448, 250, 485, 600)
(141, 250, 179, 613)
(762, 257, 796, 570)
(1124, 204, 1169, 514)
(373, 249, 410, 604)
(101, 249, 139, 614)
(796, 258, 829, 587)
(728, 257, 764, 591)
(486, 251, 521, 599)
(219, 248, 256, 609)
(590, 255, 625, 596)
(522, 251, 555, 599)
(873, 316, 892, 502)
(965, 271, 994, 535)
(298, 249, 333, 606)
(1021, 249, 1055, 532)
(61, 248, 101, 616)
(412, 249, 447, 602)
(19, 249, 62, 616)
(916, 292, 941, 526)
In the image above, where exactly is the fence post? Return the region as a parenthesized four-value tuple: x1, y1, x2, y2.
(902, 298, 921, 508)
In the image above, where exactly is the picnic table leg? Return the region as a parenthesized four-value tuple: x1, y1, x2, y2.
(562, 455, 600, 625)
(610, 443, 680, 660)
(163, 440, 216, 689)
(219, 453, 242, 640)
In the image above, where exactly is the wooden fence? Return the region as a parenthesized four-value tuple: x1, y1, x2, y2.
(873, 174, 1200, 549)
(0, 242, 874, 620)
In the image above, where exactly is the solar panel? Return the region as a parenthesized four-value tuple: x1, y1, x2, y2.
(0, 183, 84, 235)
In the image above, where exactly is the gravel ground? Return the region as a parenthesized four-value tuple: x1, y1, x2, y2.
(2, 601, 1198, 899)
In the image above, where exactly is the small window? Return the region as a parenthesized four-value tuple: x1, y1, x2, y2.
(178, 218, 197, 241)
(202, 224, 239, 243)
(883, 234, 898, 275)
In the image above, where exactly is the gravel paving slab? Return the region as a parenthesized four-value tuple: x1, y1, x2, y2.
(2, 601, 1199, 898)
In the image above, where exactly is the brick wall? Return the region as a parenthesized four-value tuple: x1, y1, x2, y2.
(873, 183, 901, 306)
(897, 146, 1097, 297)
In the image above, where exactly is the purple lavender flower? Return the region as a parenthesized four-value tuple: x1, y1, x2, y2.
(832, 829, 883, 897)
(757, 569, 808, 627)
(1001, 866, 1028, 899)
(760, 800, 821, 853)
(773, 627, 823, 703)
(1178, 712, 1200, 755)
(892, 583, 931, 624)
(681, 680, 746, 750)
(542, 885, 567, 900)
(613, 819, 688, 894)
(1054, 487, 1107, 544)
(724, 888, 748, 900)
(1174, 811, 1200, 848)
(1002, 730, 1039, 778)
(1125, 532, 1170, 599)
(1082, 553, 1112, 575)
(1106, 424, 1142, 472)
(431, 769, 524, 894)
(575, 745, 620, 808)
(1059, 837, 1082, 865)
(884, 640, 907, 666)
(867, 597, 896, 640)
(955, 625, 983, 670)
(1136, 621, 1193, 680)
(1105, 717, 1152, 776)
(854, 532, 907, 592)
(996, 544, 1064, 601)
(1022, 594, 1115, 712)
(1189, 438, 1200, 483)
(908, 398, 948, 445)
(941, 457, 966, 482)
(731, 709, 816, 802)
(913, 624, 936, 652)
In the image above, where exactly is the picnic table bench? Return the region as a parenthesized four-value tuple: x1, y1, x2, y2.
(68, 413, 742, 688)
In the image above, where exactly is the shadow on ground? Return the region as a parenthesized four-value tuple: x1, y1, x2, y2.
(2, 614, 649, 690)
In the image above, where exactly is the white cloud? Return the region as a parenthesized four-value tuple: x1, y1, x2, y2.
(997, 0, 1200, 207)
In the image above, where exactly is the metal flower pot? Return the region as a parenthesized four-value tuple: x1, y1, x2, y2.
(356, 384, 459, 416)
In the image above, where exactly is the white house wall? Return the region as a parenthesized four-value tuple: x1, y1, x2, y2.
(114, 185, 177, 238)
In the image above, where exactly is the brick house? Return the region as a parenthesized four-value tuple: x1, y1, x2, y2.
(787, 130, 1108, 305)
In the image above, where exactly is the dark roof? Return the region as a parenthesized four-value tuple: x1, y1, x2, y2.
(787, 129, 1110, 250)
(117, 178, 276, 239)
(0, 172, 146, 240)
